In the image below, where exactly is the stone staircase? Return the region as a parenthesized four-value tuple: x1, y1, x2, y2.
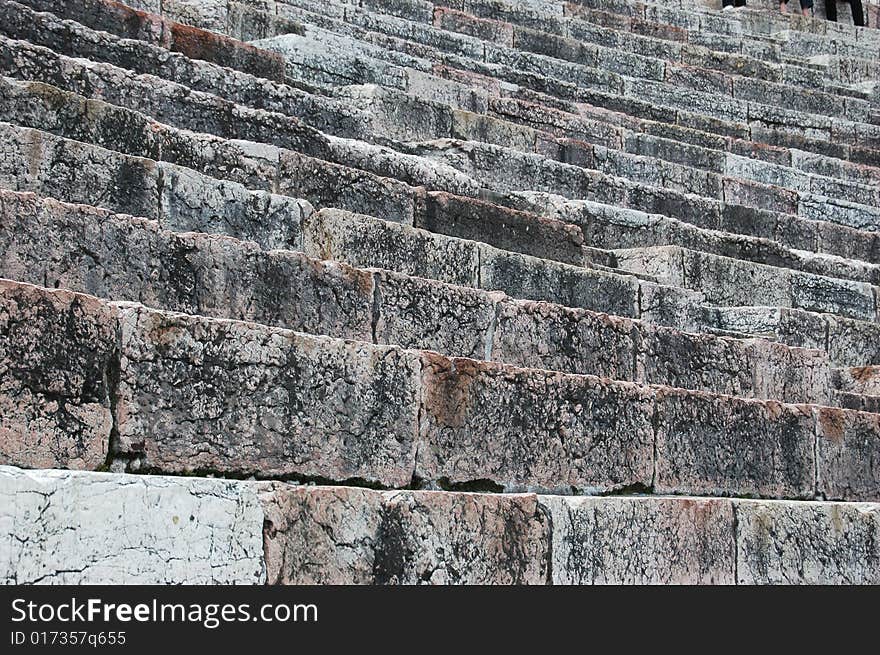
(1, 0, 878, 584)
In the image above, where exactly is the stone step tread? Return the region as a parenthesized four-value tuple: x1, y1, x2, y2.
(3, 465, 878, 584)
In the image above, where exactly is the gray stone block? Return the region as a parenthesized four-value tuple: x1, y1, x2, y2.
(114, 304, 422, 487)
(735, 499, 880, 584)
(0, 280, 115, 471)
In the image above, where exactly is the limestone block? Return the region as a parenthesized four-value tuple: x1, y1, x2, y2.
(374, 271, 497, 359)
(545, 495, 735, 584)
(0, 466, 265, 584)
(303, 209, 480, 287)
(0, 280, 114, 471)
(114, 305, 421, 487)
(490, 298, 640, 379)
(417, 354, 655, 493)
(735, 499, 880, 584)
(261, 485, 549, 584)
(816, 407, 880, 502)
(655, 388, 815, 498)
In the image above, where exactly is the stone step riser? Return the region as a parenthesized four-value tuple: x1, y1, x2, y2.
(4, 466, 878, 584)
(2, 189, 836, 405)
(614, 245, 880, 323)
(4, 278, 878, 500)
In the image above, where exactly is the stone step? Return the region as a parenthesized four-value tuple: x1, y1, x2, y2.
(285, 0, 876, 101)
(46, 0, 873, 167)
(571, 0, 880, 43)
(14, 0, 878, 178)
(249, 9, 880, 142)
(254, 24, 880, 165)
(4, 278, 880, 499)
(523, 195, 880, 285)
(4, 465, 878, 583)
(614, 245, 879, 322)
(2, 189, 839, 405)
(17, 0, 291, 81)
(6, 4, 879, 215)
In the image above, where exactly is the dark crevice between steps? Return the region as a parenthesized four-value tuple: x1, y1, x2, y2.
(370, 270, 382, 345)
(96, 342, 122, 474)
(731, 501, 740, 585)
(599, 482, 654, 497)
(434, 477, 505, 493)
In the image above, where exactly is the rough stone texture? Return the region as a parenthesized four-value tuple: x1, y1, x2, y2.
(489, 298, 641, 379)
(261, 484, 550, 584)
(418, 353, 655, 493)
(0, 280, 114, 471)
(736, 499, 880, 584)
(114, 304, 422, 487)
(816, 406, 880, 502)
(374, 270, 498, 358)
(0, 466, 266, 584)
(0, 190, 375, 343)
(654, 388, 815, 499)
(303, 208, 480, 287)
(545, 495, 735, 584)
(479, 245, 641, 318)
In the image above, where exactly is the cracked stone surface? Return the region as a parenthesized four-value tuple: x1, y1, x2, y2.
(0, 465, 266, 584)
(735, 499, 880, 584)
(260, 483, 549, 584)
(114, 304, 422, 487)
(654, 388, 815, 498)
(544, 495, 735, 584)
(417, 353, 655, 493)
(0, 280, 114, 470)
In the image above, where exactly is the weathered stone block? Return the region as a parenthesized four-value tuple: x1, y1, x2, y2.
(489, 298, 640, 379)
(114, 305, 421, 487)
(261, 485, 549, 584)
(655, 389, 815, 499)
(417, 354, 654, 493)
(0, 280, 114, 471)
(480, 245, 640, 318)
(374, 271, 497, 359)
(544, 495, 735, 584)
(303, 209, 480, 287)
(735, 499, 880, 584)
(816, 407, 880, 502)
